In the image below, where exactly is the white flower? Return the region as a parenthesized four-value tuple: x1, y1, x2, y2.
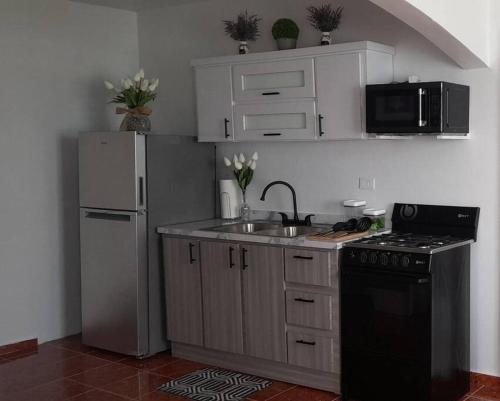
(233, 154, 238, 164)
(247, 159, 253, 166)
(134, 68, 145, 82)
(104, 81, 114, 90)
(140, 79, 149, 91)
(149, 78, 159, 91)
(223, 157, 232, 167)
(239, 153, 245, 163)
(234, 160, 243, 170)
(251, 152, 259, 161)
(250, 160, 257, 170)
(123, 79, 132, 90)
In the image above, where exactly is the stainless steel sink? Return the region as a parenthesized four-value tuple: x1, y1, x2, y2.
(208, 222, 281, 234)
(207, 222, 327, 238)
(256, 225, 325, 238)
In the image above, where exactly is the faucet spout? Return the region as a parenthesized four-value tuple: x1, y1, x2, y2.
(259, 180, 299, 222)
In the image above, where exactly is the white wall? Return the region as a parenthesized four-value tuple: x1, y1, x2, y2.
(138, 0, 500, 376)
(0, 0, 139, 345)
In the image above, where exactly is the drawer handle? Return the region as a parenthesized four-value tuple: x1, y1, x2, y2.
(229, 246, 235, 269)
(189, 243, 196, 264)
(296, 340, 316, 346)
(263, 133, 282, 137)
(262, 91, 281, 96)
(242, 248, 248, 270)
(294, 297, 315, 303)
(293, 255, 313, 260)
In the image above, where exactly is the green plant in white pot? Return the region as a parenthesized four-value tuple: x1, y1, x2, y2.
(272, 18, 300, 50)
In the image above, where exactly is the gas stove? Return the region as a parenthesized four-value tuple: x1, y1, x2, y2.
(348, 232, 473, 254)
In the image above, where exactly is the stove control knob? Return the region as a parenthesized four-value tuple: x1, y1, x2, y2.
(360, 251, 368, 264)
(380, 253, 389, 266)
(391, 254, 399, 266)
(401, 255, 411, 268)
(369, 252, 378, 264)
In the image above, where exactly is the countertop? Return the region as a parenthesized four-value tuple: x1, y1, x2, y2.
(157, 218, 389, 251)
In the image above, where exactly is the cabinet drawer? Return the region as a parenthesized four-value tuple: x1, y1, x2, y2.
(233, 59, 315, 101)
(286, 290, 333, 330)
(287, 330, 336, 373)
(285, 249, 333, 286)
(234, 101, 316, 141)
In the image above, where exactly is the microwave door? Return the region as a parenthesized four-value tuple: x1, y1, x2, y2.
(367, 88, 431, 134)
(79, 132, 146, 211)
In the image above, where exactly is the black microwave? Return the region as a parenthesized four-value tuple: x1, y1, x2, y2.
(366, 81, 470, 135)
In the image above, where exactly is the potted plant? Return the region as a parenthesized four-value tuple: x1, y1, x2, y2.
(272, 18, 300, 50)
(223, 10, 261, 54)
(104, 69, 159, 132)
(307, 4, 343, 46)
(223, 152, 258, 221)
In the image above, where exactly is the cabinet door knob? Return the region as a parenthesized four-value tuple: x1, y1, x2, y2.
(241, 248, 248, 270)
(319, 114, 325, 137)
(224, 118, 230, 138)
(188, 243, 196, 264)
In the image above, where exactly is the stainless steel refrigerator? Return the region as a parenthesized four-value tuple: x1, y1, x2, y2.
(79, 132, 215, 357)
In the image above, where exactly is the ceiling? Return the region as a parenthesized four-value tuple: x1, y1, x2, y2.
(71, 0, 208, 12)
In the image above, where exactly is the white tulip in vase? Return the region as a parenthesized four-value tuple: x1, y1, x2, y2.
(223, 152, 258, 221)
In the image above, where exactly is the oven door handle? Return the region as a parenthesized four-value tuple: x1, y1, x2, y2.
(342, 269, 430, 285)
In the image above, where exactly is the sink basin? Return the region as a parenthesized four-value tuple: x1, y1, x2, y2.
(207, 222, 327, 238)
(208, 222, 281, 234)
(256, 226, 325, 238)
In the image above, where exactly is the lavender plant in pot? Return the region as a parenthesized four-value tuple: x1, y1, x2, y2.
(223, 10, 261, 54)
(104, 69, 159, 132)
(272, 18, 300, 50)
(223, 152, 258, 221)
(307, 4, 343, 46)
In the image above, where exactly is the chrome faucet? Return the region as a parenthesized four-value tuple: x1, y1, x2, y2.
(259, 180, 314, 226)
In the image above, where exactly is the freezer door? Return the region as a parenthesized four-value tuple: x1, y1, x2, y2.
(80, 208, 148, 356)
(79, 132, 146, 211)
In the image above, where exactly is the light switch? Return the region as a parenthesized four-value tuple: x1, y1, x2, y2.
(359, 177, 375, 191)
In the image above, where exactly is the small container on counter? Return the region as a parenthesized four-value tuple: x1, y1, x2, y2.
(343, 200, 367, 218)
(363, 208, 386, 231)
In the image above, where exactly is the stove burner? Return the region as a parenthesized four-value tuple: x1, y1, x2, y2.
(352, 232, 465, 252)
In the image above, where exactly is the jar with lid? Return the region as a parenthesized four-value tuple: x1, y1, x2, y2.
(363, 208, 386, 231)
(343, 200, 367, 218)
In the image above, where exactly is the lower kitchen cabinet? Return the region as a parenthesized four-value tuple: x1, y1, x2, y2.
(200, 241, 244, 354)
(241, 244, 286, 362)
(163, 237, 204, 346)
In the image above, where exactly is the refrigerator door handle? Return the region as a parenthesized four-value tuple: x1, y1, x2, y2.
(139, 177, 144, 207)
(84, 210, 134, 221)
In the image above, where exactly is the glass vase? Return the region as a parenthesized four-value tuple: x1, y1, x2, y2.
(240, 190, 251, 221)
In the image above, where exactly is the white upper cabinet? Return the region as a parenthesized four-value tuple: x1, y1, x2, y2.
(192, 42, 394, 142)
(195, 65, 234, 142)
(232, 59, 315, 102)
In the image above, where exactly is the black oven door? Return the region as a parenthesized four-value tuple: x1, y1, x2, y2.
(366, 85, 439, 134)
(341, 268, 431, 401)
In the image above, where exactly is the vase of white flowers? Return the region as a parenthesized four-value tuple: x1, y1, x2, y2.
(104, 69, 159, 132)
(224, 152, 258, 221)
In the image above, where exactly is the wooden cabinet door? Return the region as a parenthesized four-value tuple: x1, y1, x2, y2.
(163, 237, 204, 346)
(195, 65, 234, 142)
(200, 241, 244, 354)
(316, 53, 363, 140)
(241, 244, 286, 362)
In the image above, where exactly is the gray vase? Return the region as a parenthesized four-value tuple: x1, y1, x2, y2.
(120, 114, 152, 132)
(276, 38, 297, 50)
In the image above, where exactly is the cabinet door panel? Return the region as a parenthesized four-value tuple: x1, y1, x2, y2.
(163, 238, 204, 346)
(316, 53, 363, 140)
(233, 58, 315, 101)
(234, 101, 316, 141)
(242, 245, 286, 362)
(195, 65, 234, 142)
(201, 241, 244, 354)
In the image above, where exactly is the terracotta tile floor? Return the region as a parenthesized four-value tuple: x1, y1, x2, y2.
(0, 334, 494, 401)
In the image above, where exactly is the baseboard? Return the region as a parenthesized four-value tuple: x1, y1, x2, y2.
(172, 342, 340, 394)
(471, 371, 500, 390)
(0, 338, 38, 358)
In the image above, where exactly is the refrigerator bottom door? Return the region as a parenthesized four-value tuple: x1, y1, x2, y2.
(80, 208, 148, 357)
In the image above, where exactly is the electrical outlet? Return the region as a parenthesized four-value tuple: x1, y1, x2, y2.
(359, 177, 376, 191)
